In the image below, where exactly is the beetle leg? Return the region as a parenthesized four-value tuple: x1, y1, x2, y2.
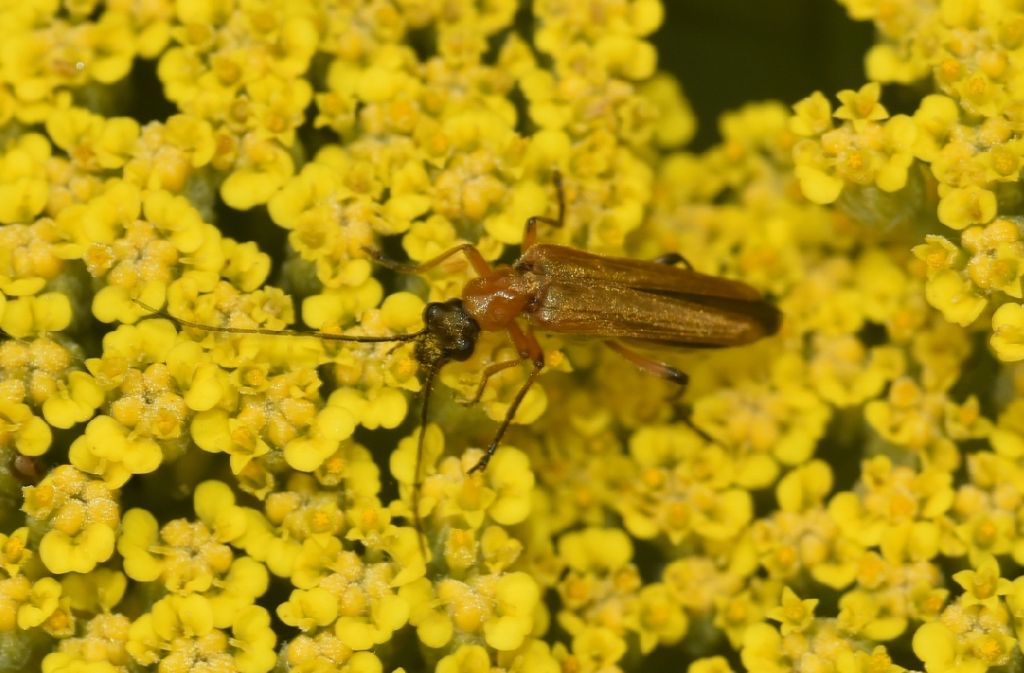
(651, 252, 694, 270)
(467, 323, 544, 474)
(366, 243, 494, 277)
(459, 357, 525, 406)
(680, 415, 713, 442)
(604, 340, 689, 390)
(521, 170, 566, 251)
(521, 216, 560, 252)
(604, 341, 710, 439)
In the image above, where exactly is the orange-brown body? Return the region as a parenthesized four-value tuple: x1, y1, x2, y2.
(462, 243, 780, 348)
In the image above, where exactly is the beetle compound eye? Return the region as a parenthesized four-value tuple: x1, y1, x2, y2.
(424, 302, 444, 322)
(449, 336, 476, 361)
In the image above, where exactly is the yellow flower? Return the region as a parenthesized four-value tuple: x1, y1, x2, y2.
(278, 587, 338, 632)
(41, 612, 132, 673)
(937, 186, 998, 231)
(791, 91, 834, 137)
(640, 73, 696, 148)
(123, 114, 215, 191)
(480, 446, 535, 525)
(23, 465, 119, 574)
(45, 107, 139, 171)
(17, 577, 61, 629)
(41, 370, 104, 430)
(913, 95, 960, 161)
(127, 595, 276, 673)
(565, 626, 627, 673)
(558, 528, 632, 574)
(0, 399, 52, 457)
(220, 136, 296, 210)
(740, 622, 788, 673)
(69, 415, 163, 487)
(411, 570, 541, 652)
(482, 572, 540, 651)
(0, 134, 52, 223)
(912, 622, 963, 673)
(767, 586, 817, 635)
(436, 644, 491, 673)
(953, 555, 1012, 610)
(0, 292, 72, 338)
(713, 580, 777, 648)
(60, 568, 126, 614)
(117, 483, 259, 602)
(808, 334, 904, 407)
(991, 303, 1024, 361)
(634, 583, 687, 654)
(834, 83, 889, 131)
(284, 632, 382, 673)
(688, 657, 736, 673)
(331, 575, 409, 651)
(692, 353, 831, 488)
(232, 605, 278, 673)
(837, 589, 907, 642)
(912, 607, 1015, 673)
(0, 528, 30, 577)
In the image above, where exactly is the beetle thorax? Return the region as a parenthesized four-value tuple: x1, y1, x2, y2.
(462, 269, 535, 330)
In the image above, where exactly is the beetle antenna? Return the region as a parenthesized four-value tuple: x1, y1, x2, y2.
(132, 299, 426, 343)
(412, 361, 441, 565)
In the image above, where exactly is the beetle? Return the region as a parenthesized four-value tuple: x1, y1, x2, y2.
(137, 170, 780, 557)
(372, 171, 780, 474)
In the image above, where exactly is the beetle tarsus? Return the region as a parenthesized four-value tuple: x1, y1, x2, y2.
(681, 414, 713, 442)
(467, 452, 492, 474)
(665, 366, 689, 387)
(652, 252, 694, 270)
(364, 247, 418, 274)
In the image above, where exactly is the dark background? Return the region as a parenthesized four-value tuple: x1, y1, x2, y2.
(652, 0, 874, 150)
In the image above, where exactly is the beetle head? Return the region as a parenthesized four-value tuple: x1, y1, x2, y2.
(416, 299, 481, 366)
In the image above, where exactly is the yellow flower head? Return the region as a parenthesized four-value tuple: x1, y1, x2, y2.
(23, 465, 119, 574)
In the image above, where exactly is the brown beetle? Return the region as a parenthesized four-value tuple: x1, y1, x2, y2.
(138, 171, 780, 558)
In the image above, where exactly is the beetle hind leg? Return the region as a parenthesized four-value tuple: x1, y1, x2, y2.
(651, 252, 695, 270)
(606, 342, 712, 440)
(605, 341, 712, 441)
(604, 340, 689, 390)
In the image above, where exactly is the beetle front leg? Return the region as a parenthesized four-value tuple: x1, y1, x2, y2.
(467, 323, 544, 474)
(367, 243, 495, 277)
(521, 170, 566, 251)
(459, 357, 525, 406)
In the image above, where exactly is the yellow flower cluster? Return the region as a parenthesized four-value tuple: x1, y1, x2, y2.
(4, 0, 1024, 672)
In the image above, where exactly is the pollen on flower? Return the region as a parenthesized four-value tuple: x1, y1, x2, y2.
(126, 594, 277, 673)
(22, 465, 119, 574)
(791, 85, 918, 216)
